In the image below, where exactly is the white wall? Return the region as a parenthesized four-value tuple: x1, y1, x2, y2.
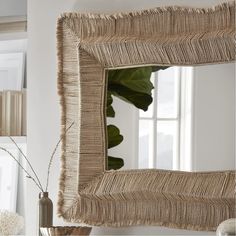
(0, 0, 27, 17)
(192, 63, 235, 171)
(27, 0, 233, 235)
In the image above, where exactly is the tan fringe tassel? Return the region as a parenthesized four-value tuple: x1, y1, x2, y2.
(57, 1, 236, 230)
(61, 170, 235, 231)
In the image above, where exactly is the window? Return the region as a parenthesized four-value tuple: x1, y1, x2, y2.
(138, 67, 193, 171)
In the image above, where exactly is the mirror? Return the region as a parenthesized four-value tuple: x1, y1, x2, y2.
(57, 2, 235, 230)
(107, 63, 235, 172)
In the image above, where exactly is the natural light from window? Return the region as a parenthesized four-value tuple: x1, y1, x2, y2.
(138, 66, 193, 171)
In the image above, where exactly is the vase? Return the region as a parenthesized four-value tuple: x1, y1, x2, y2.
(39, 192, 53, 236)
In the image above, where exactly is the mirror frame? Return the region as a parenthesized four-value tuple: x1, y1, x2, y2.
(57, 2, 235, 231)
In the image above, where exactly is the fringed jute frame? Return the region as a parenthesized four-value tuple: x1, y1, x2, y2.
(57, 1, 236, 231)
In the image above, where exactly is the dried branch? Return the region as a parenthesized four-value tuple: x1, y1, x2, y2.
(1, 122, 74, 193)
(8, 137, 44, 192)
(45, 122, 74, 191)
(0, 147, 43, 192)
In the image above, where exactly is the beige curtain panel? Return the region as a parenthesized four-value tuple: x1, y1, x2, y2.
(57, 1, 235, 231)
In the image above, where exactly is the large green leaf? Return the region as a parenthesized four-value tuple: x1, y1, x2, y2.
(109, 85, 153, 111)
(106, 91, 115, 117)
(152, 66, 169, 72)
(108, 67, 154, 111)
(107, 105, 115, 117)
(108, 156, 124, 170)
(108, 67, 153, 95)
(107, 125, 123, 149)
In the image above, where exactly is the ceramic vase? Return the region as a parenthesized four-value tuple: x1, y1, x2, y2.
(39, 192, 53, 236)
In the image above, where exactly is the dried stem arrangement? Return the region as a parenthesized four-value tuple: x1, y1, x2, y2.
(0, 122, 74, 192)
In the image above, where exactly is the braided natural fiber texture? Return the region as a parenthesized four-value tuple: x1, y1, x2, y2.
(62, 170, 235, 231)
(57, 1, 236, 231)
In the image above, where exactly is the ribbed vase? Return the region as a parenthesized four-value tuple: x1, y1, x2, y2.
(39, 192, 53, 236)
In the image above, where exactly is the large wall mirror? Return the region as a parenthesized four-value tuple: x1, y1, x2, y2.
(57, 1, 235, 232)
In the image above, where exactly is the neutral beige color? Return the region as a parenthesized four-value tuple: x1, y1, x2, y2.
(57, 1, 235, 231)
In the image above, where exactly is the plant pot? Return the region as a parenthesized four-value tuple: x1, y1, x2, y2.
(40, 226, 92, 236)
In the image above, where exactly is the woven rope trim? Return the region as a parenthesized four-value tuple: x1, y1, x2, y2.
(59, 170, 235, 231)
(80, 170, 235, 203)
(57, 1, 236, 230)
(59, 2, 235, 39)
(62, 197, 235, 231)
(80, 30, 235, 67)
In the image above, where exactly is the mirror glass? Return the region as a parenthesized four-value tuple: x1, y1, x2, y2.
(106, 63, 235, 172)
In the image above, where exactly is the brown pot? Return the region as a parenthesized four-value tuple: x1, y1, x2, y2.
(40, 226, 92, 236)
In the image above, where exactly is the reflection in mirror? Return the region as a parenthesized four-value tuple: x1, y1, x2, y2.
(107, 63, 235, 172)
